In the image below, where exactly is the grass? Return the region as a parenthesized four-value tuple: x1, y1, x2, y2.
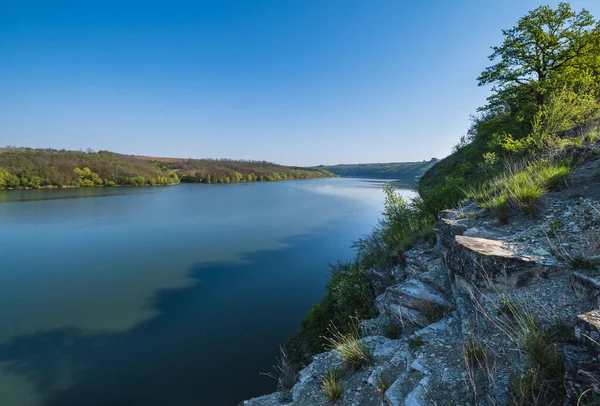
(376, 374, 391, 404)
(321, 368, 345, 402)
(497, 296, 518, 318)
(408, 334, 425, 350)
(383, 322, 401, 339)
(548, 219, 561, 238)
(570, 255, 598, 270)
(465, 341, 487, 368)
(504, 310, 565, 405)
(469, 159, 572, 220)
(260, 345, 297, 393)
(421, 302, 451, 323)
(323, 317, 374, 371)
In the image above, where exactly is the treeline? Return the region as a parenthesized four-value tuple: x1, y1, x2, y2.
(159, 157, 334, 184)
(317, 159, 438, 185)
(0, 148, 180, 188)
(0, 148, 335, 189)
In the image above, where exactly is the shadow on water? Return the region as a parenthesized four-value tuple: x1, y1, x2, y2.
(0, 227, 349, 406)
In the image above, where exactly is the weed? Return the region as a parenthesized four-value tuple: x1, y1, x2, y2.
(510, 314, 565, 405)
(548, 219, 561, 238)
(383, 322, 401, 340)
(376, 374, 391, 404)
(321, 369, 344, 402)
(278, 390, 293, 403)
(497, 296, 518, 318)
(408, 334, 425, 350)
(261, 345, 297, 392)
(465, 341, 487, 368)
(323, 317, 374, 371)
(570, 255, 597, 270)
(421, 302, 451, 323)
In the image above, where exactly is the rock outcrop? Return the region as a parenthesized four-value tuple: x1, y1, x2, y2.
(243, 158, 600, 406)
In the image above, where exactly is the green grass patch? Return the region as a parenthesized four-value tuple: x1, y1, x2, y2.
(469, 160, 572, 220)
(321, 368, 344, 402)
(408, 334, 425, 350)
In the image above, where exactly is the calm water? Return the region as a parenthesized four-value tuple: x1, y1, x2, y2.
(0, 179, 415, 406)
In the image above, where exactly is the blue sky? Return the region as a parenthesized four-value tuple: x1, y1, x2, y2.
(2, 1, 599, 166)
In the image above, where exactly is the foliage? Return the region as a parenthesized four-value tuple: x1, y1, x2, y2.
(354, 185, 434, 269)
(0, 148, 181, 188)
(170, 157, 334, 184)
(285, 261, 377, 366)
(0, 147, 335, 189)
(478, 2, 600, 113)
(419, 3, 600, 220)
(569, 255, 597, 270)
(376, 374, 391, 404)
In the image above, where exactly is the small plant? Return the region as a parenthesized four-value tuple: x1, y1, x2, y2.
(465, 341, 487, 368)
(261, 345, 297, 393)
(278, 390, 293, 403)
(548, 219, 561, 238)
(510, 313, 565, 405)
(322, 369, 344, 402)
(497, 296, 518, 318)
(421, 302, 451, 323)
(376, 374, 391, 405)
(323, 316, 374, 371)
(383, 322, 401, 340)
(570, 255, 597, 270)
(408, 334, 424, 350)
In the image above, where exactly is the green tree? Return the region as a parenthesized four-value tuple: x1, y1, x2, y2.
(478, 2, 600, 110)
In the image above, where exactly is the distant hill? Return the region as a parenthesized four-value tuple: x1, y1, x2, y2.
(317, 159, 438, 186)
(0, 148, 334, 188)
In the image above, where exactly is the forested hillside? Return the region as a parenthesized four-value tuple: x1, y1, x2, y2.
(317, 159, 437, 186)
(156, 156, 334, 183)
(0, 148, 334, 188)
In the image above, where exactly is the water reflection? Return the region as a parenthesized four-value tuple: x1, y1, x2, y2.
(0, 179, 398, 405)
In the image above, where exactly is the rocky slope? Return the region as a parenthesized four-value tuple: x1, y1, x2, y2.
(243, 155, 600, 406)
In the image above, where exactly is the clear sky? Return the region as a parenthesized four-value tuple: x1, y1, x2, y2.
(2, 1, 599, 166)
